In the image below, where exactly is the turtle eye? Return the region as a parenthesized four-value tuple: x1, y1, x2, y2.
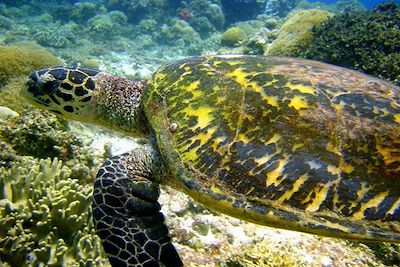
(37, 78, 61, 95)
(27, 71, 61, 96)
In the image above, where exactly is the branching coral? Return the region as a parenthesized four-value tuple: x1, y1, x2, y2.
(87, 11, 128, 38)
(33, 26, 74, 48)
(0, 155, 108, 266)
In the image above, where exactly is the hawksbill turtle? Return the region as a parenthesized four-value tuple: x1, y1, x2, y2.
(22, 55, 400, 266)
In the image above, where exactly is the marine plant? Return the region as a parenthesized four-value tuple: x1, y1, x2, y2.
(266, 9, 333, 56)
(303, 2, 400, 84)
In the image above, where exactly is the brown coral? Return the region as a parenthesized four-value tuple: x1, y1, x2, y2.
(267, 9, 333, 56)
(0, 43, 61, 86)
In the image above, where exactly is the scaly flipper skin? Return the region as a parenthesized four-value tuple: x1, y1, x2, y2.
(92, 145, 183, 267)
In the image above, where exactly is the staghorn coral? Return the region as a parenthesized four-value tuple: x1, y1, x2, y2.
(266, 9, 333, 56)
(0, 155, 108, 266)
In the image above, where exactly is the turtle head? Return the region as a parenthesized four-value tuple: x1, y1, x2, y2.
(23, 66, 148, 136)
(23, 66, 99, 120)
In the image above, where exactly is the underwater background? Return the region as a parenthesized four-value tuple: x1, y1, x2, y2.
(0, 0, 399, 266)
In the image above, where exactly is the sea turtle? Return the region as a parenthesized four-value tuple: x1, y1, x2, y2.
(22, 55, 400, 266)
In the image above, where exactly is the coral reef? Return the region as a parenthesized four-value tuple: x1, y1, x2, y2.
(160, 187, 389, 266)
(50, 2, 107, 24)
(266, 9, 333, 56)
(303, 2, 400, 84)
(106, 0, 169, 23)
(221, 0, 266, 24)
(221, 26, 247, 46)
(234, 19, 266, 35)
(1, 109, 80, 160)
(1, 0, 30, 7)
(242, 27, 278, 55)
(177, 0, 225, 36)
(87, 11, 128, 38)
(158, 19, 201, 45)
(70, 2, 107, 24)
(265, 0, 301, 17)
(367, 243, 400, 266)
(0, 104, 107, 266)
(1, 1, 399, 266)
(0, 44, 61, 86)
(0, 154, 108, 266)
(296, 0, 366, 13)
(33, 26, 75, 48)
(0, 80, 29, 121)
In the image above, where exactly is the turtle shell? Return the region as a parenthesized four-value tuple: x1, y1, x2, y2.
(143, 55, 400, 242)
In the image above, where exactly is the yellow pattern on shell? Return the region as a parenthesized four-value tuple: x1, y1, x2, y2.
(394, 113, 400, 123)
(285, 82, 317, 95)
(277, 173, 308, 203)
(352, 191, 390, 220)
(145, 56, 400, 244)
(288, 95, 309, 110)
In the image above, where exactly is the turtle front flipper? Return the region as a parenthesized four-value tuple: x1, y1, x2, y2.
(92, 146, 183, 267)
